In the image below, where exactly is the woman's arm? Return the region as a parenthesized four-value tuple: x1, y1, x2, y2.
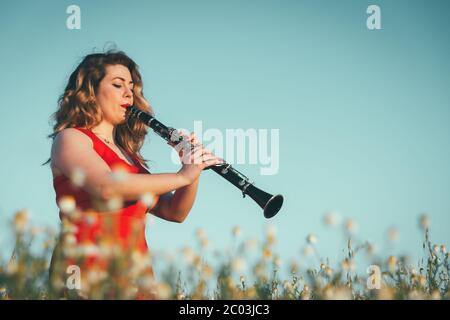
(150, 177, 200, 223)
(51, 128, 191, 202)
(149, 131, 218, 222)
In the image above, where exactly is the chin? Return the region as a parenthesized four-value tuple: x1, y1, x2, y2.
(117, 113, 127, 124)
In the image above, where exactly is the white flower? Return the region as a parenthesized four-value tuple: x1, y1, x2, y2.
(419, 214, 430, 230)
(387, 227, 399, 242)
(58, 196, 76, 214)
(418, 275, 427, 287)
(266, 224, 277, 237)
(130, 251, 153, 276)
(306, 233, 317, 245)
(86, 269, 107, 285)
(341, 258, 356, 271)
(181, 247, 195, 264)
(156, 282, 172, 299)
(231, 257, 245, 272)
(110, 165, 129, 182)
(62, 246, 78, 258)
(70, 167, 86, 187)
(6, 260, 18, 275)
(232, 226, 241, 238)
(138, 274, 156, 290)
(195, 228, 206, 240)
(387, 256, 396, 272)
(274, 257, 282, 267)
(302, 245, 313, 257)
(283, 281, 293, 292)
(431, 290, 441, 300)
(323, 211, 340, 226)
(82, 213, 98, 226)
(366, 241, 378, 255)
(200, 238, 209, 250)
(329, 287, 352, 300)
(106, 196, 123, 211)
(97, 241, 116, 258)
(63, 233, 77, 246)
(77, 244, 99, 257)
(244, 239, 257, 251)
(140, 192, 155, 207)
(408, 290, 424, 300)
(61, 219, 78, 234)
(344, 218, 357, 234)
(13, 209, 30, 233)
(290, 261, 299, 274)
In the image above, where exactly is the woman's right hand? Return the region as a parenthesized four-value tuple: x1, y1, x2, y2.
(176, 131, 224, 185)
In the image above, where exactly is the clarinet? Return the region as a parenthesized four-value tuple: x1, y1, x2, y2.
(125, 106, 283, 218)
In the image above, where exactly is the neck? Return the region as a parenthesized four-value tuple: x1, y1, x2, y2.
(91, 121, 116, 144)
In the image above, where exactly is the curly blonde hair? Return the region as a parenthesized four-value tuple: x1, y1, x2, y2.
(43, 50, 154, 169)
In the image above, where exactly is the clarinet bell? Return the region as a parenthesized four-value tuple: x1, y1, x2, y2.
(245, 184, 284, 219)
(262, 194, 284, 219)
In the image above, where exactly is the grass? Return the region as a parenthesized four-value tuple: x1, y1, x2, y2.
(0, 209, 449, 300)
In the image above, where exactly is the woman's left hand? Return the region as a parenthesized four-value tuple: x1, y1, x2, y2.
(170, 130, 223, 168)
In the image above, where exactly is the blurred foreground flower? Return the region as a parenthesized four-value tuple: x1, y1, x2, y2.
(323, 211, 340, 227)
(306, 234, 318, 245)
(1, 212, 448, 300)
(419, 214, 430, 231)
(13, 209, 30, 233)
(70, 167, 86, 187)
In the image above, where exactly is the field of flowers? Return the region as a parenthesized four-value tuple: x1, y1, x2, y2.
(0, 209, 449, 300)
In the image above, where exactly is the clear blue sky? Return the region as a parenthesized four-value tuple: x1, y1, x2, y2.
(1, 0, 449, 274)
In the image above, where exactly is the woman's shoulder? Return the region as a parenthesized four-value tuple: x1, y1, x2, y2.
(52, 127, 94, 152)
(50, 128, 94, 177)
(54, 127, 92, 142)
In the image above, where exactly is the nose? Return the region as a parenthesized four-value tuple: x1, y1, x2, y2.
(124, 86, 133, 100)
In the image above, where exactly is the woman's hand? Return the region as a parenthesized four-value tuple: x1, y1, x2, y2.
(173, 131, 224, 185)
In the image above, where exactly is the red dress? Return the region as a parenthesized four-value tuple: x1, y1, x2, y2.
(53, 128, 159, 250)
(51, 127, 160, 298)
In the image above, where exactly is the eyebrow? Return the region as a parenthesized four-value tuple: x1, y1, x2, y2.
(112, 77, 134, 84)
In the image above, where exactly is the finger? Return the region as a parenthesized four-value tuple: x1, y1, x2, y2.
(201, 154, 225, 164)
(190, 145, 203, 156)
(201, 154, 217, 162)
(202, 149, 214, 157)
(192, 154, 207, 164)
(187, 147, 204, 164)
(203, 158, 224, 168)
(191, 134, 200, 145)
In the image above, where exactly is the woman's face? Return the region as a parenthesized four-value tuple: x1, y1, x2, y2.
(96, 64, 134, 125)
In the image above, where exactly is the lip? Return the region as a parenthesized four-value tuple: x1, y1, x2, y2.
(120, 104, 132, 109)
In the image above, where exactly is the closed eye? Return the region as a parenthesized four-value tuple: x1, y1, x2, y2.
(113, 84, 134, 91)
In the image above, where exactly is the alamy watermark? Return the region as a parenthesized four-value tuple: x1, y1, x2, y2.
(367, 264, 382, 289)
(367, 5, 382, 30)
(66, 5, 81, 30)
(66, 265, 81, 290)
(66, 4, 381, 31)
(170, 121, 280, 176)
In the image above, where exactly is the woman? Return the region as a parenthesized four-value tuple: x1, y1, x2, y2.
(44, 50, 223, 299)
